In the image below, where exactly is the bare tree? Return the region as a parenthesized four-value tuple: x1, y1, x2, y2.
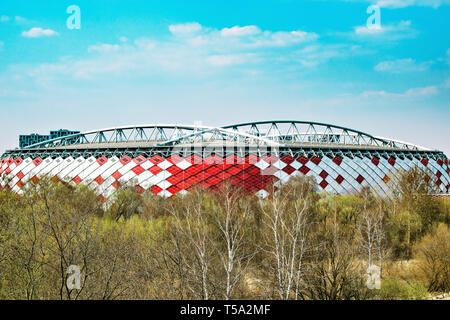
(260, 176, 315, 300)
(213, 184, 255, 300)
(167, 189, 213, 299)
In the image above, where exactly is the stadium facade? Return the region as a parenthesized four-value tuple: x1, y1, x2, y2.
(1, 121, 449, 201)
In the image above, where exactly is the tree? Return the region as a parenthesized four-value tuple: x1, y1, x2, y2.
(414, 223, 450, 292)
(212, 184, 255, 300)
(260, 176, 317, 300)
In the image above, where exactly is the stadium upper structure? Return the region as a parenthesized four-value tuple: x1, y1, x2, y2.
(1, 121, 449, 201)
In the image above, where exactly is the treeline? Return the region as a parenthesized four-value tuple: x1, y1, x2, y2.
(0, 167, 448, 300)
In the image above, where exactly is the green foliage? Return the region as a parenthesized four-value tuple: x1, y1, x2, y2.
(374, 278, 429, 300)
(0, 171, 448, 300)
(387, 210, 422, 258)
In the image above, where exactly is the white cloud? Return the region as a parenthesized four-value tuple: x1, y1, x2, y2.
(15, 16, 27, 24)
(354, 20, 414, 38)
(374, 58, 432, 73)
(375, 0, 450, 8)
(169, 22, 202, 35)
(444, 79, 450, 89)
(362, 85, 438, 98)
(207, 54, 248, 66)
(21, 27, 58, 38)
(293, 44, 366, 67)
(221, 25, 261, 37)
(0, 15, 10, 22)
(88, 43, 121, 53)
(9, 22, 322, 81)
(343, 0, 450, 8)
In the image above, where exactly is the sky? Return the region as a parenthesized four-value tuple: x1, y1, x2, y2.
(0, 0, 449, 155)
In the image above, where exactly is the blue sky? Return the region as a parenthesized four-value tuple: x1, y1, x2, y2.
(0, 0, 449, 155)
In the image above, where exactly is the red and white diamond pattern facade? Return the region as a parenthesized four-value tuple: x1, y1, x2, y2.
(1, 153, 449, 201)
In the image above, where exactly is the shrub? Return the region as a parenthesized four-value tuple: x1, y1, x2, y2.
(374, 277, 428, 300)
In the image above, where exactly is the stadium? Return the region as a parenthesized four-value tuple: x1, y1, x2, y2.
(1, 121, 449, 201)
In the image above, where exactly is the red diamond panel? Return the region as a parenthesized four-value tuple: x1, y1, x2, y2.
(319, 170, 328, 179)
(388, 157, 396, 166)
(319, 180, 328, 189)
(237, 171, 250, 180)
(16, 171, 24, 180)
(263, 155, 278, 165)
(95, 176, 105, 185)
(73, 176, 82, 185)
(245, 166, 260, 175)
(227, 165, 242, 176)
(282, 165, 295, 175)
(356, 175, 365, 184)
(187, 154, 202, 165)
(14, 158, 23, 166)
(97, 156, 108, 166)
(219, 171, 233, 180)
(132, 166, 145, 175)
(332, 156, 342, 166)
(336, 175, 344, 184)
(167, 154, 183, 165)
(149, 166, 163, 175)
(280, 155, 295, 164)
(186, 175, 202, 185)
(120, 156, 131, 165)
(311, 156, 321, 165)
(245, 155, 259, 165)
(112, 171, 122, 180)
(206, 165, 222, 176)
(176, 181, 190, 190)
(261, 166, 278, 176)
(33, 158, 43, 166)
(205, 155, 223, 165)
(184, 164, 202, 177)
(167, 185, 181, 195)
(299, 166, 310, 175)
(135, 185, 145, 194)
(435, 179, 442, 186)
(167, 173, 183, 185)
(4, 167, 11, 175)
(224, 155, 243, 165)
(436, 171, 442, 178)
(297, 156, 308, 165)
(166, 165, 182, 175)
(421, 158, 428, 166)
(206, 175, 221, 186)
(113, 181, 121, 189)
(149, 155, 164, 165)
(16, 180, 25, 189)
(371, 157, 379, 166)
(133, 155, 147, 165)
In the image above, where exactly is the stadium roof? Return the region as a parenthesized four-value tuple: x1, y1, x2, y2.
(17, 121, 431, 152)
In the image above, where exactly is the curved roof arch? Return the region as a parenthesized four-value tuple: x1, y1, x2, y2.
(21, 121, 430, 151)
